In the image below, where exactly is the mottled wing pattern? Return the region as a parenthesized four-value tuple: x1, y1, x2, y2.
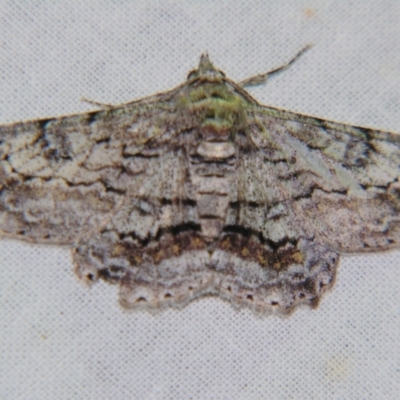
(74, 104, 345, 314)
(73, 139, 209, 300)
(251, 108, 400, 253)
(0, 88, 182, 245)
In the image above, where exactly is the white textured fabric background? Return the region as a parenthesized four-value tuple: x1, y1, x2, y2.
(0, 1, 399, 399)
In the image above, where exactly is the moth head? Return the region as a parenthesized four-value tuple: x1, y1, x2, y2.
(187, 54, 226, 81)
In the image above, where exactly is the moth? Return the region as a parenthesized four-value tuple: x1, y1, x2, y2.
(1, 49, 399, 315)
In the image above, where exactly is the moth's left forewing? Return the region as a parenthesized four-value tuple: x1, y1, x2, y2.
(252, 106, 400, 254)
(0, 84, 186, 246)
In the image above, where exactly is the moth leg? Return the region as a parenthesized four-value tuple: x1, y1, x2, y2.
(239, 44, 312, 87)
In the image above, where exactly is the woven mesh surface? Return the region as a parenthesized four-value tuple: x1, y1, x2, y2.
(1, 1, 399, 399)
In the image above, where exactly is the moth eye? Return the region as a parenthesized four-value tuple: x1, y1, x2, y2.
(187, 70, 198, 80)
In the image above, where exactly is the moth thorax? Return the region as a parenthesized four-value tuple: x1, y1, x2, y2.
(200, 121, 232, 141)
(195, 121, 236, 160)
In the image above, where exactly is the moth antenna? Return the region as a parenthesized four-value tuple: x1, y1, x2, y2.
(239, 43, 312, 87)
(80, 97, 115, 109)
